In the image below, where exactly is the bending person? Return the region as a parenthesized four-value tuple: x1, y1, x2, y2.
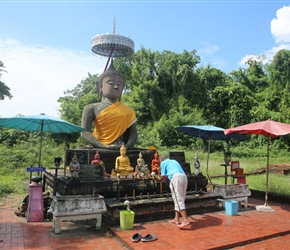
(159, 155, 190, 228)
(81, 60, 137, 149)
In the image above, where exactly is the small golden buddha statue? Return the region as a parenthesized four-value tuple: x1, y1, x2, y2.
(151, 151, 160, 175)
(135, 151, 150, 178)
(115, 143, 134, 177)
(111, 169, 117, 176)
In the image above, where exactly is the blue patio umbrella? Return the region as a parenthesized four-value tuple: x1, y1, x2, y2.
(175, 125, 248, 184)
(0, 113, 85, 167)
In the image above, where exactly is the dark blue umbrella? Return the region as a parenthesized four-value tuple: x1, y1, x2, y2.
(175, 125, 248, 141)
(0, 113, 85, 166)
(175, 125, 248, 184)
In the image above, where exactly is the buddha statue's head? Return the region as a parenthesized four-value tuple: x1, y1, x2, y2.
(72, 153, 78, 163)
(154, 151, 159, 159)
(94, 151, 100, 160)
(120, 143, 126, 156)
(97, 59, 125, 100)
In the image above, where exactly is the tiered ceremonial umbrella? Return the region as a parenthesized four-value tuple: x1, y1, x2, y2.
(91, 17, 134, 71)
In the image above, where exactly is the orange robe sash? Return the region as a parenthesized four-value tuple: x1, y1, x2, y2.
(93, 102, 136, 145)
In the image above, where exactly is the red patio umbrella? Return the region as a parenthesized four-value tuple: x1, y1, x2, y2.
(224, 120, 290, 212)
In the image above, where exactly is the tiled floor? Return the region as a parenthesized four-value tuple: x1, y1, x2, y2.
(1, 194, 290, 249)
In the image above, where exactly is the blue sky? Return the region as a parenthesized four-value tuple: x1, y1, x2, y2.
(1, 1, 290, 118)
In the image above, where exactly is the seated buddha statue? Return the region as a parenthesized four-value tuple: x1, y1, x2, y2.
(135, 151, 150, 178)
(115, 143, 134, 177)
(193, 154, 202, 176)
(70, 153, 80, 180)
(81, 59, 137, 150)
(91, 151, 102, 165)
(91, 151, 109, 177)
(151, 151, 160, 175)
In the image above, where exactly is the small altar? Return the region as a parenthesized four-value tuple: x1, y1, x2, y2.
(214, 184, 251, 208)
(49, 194, 107, 234)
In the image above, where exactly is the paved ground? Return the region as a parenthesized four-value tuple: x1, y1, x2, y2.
(1, 194, 290, 249)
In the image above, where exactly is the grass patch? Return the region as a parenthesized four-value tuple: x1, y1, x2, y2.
(0, 174, 29, 196)
(0, 182, 15, 196)
(246, 174, 290, 196)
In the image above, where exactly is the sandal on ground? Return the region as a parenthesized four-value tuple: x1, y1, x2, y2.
(141, 234, 157, 242)
(132, 233, 142, 242)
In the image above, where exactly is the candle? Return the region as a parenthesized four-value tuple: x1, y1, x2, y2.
(133, 189, 135, 197)
(160, 181, 162, 194)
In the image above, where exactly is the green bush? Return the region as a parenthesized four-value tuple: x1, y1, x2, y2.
(0, 182, 15, 196)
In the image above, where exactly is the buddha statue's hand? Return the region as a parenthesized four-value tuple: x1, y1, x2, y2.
(104, 144, 122, 150)
(104, 138, 124, 149)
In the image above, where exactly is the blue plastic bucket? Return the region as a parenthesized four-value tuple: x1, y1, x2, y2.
(225, 200, 238, 216)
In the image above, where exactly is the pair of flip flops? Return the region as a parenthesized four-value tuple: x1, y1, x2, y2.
(132, 233, 157, 242)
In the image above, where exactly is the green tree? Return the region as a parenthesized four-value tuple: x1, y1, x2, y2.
(270, 49, 290, 123)
(209, 82, 258, 128)
(154, 96, 207, 148)
(119, 48, 201, 126)
(0, 60, 13, 101)
(195, 66, 230, 121)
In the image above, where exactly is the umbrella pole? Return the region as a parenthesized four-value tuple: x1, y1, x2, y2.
(255, 135, 274, 212)
(265, 136, 270, 206)
(206, 140, 212, 185)
(104, 48, 115, 72)
(38, 121, 44, 168)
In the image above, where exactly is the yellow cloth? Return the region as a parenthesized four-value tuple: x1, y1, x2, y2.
(93, 102, 136, 145)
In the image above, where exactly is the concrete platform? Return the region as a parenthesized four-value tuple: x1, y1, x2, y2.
(1, 194, 290, 249)
(104, 192, 223, 224)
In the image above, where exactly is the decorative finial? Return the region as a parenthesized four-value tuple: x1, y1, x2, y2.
(112, 17, 116, 34)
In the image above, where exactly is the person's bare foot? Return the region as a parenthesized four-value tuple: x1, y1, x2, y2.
(168, 219, 180, 225)
(178, 221, 190, 228)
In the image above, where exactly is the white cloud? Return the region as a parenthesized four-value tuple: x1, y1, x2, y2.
(271, 5, 290, 44)
(239, 5, 290, 68)
(198, 42, 226, 69)
(239, 42, 290, 68)
(199, 42, 220, 55)
(0, 37, 106, 118)
(263, 43, 290, 62)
